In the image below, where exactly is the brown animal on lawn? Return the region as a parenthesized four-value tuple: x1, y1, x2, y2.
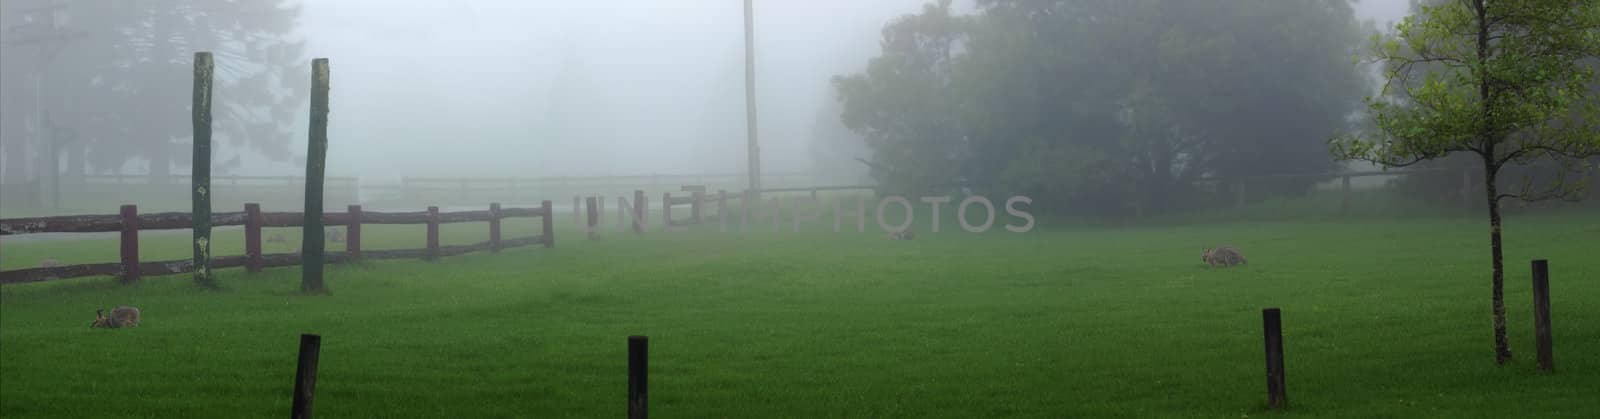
(90, 306, 142, 328)
(1202, 245, 1247, 267)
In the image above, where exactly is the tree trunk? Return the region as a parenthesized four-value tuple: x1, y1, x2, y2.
(1483, 162, 1512, 364)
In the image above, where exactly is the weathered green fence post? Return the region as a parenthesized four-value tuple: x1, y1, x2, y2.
(192, 52, 216, 288)
(301, 58, 330, 294)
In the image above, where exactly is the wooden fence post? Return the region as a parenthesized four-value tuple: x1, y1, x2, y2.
(630, 190, 644, 234)
(489, 203, 502, 253)
(119, 204, 140, 283)
(1340, 175, 1351, 216)
(246, 203, 262, 273)
(692, 190, 704, 224)
(717, 190, 729, 232)
(1263, 307, 1287, 409)
(346, 205, 362, 260)
(426, 206, 440, 260)
(290, 333, 322, 419)
(663, 192, 673, 227)
(586, 196, 599, 240)
(302, 58, 331, 295)
(1531, 260, 1554, 371)
(628, 335, 648, 419)
(191, 52, 215, 288)
(541, 200, 554, 248)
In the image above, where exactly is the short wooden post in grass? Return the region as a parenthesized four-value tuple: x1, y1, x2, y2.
(489, 203, 502, 253)
(1263, 307, 1287, 409)
(119, 204, 140, 283)
(245, 203, 263, 273)
(301, 58, 331, 295)
(586, 196, 599, 240)
(191, 52, 216, 288)
(1531, 260, 1554, 371)
(628, 335, 648, 419)
(426, 206, 440, 260)
(346, 205, 362, 260)
(290, 333, 322, 419)
(541, 200, 554, 247)
(633, 189, 645, 234)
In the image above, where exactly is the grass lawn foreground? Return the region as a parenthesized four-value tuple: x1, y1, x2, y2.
(2, 210, 1598, 418)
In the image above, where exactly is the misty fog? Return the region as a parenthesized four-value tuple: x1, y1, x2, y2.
(2, 0, 1413, 213)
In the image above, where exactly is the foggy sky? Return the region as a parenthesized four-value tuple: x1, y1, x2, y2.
(18, 0, 1413, 182)
(257, 0, 1410, 182)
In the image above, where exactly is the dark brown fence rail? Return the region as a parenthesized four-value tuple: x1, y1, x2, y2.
(0, 200, 553, 285)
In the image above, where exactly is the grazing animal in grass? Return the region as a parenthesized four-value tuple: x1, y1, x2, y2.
(888, 230, 916, 240)
(1202, 245, 1247, 267)
(266, 234, 287, 244)
(326, 227, 344, 243)
(90, 306, 141, 328)
(39, 258, 61, 268)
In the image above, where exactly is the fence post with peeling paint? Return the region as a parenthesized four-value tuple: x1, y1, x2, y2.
(489, 203, 502, 252)
(192, 52, 216, 288)
(246, 203, 262, 273)
(426, 206, 440, 260)
(347, 205, 362, 260)
(541, 200, 554, 247)
(120, 204, 140, 283)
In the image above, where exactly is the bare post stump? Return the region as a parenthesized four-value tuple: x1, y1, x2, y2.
(1263, 307, 1287, 409)
(629, 335, 648, 419)
(1532, 260, 1554, 371)
(290, 333, 322, 419)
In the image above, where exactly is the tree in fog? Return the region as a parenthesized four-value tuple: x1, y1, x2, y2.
(1330, 0, 1600, 365)
(833, 0, 1371, 214)
(832, 0, 971, 197)
(0, 0, 307, 181)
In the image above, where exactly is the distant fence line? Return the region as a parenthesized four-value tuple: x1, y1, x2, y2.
(0, 201, 554, 285)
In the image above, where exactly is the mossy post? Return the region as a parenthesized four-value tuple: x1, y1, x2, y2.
(302, 58, 330, 294)
(191, 52, 216, 288)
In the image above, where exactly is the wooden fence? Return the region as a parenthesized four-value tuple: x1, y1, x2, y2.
(0, 200, 554, 285)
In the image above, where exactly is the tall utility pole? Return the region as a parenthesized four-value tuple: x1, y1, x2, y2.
(743, 0, 761, 194)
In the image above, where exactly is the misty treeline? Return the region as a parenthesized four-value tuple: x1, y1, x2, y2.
(827, 0, 1597, 216)
(0, 0, 304, 184)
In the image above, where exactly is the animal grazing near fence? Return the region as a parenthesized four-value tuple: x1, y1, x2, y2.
(1202, 245, 1247, 267)
(90, 306, 142, 328)
(888, 230, 916, 240)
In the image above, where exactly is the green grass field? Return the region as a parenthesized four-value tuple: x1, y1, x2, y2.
(2, 206, 1598, 418)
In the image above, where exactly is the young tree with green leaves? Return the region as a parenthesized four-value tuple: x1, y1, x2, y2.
(1331, 0, 1600, 365)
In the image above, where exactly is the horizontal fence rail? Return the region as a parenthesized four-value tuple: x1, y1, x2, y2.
(0, 201, 553, 285)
